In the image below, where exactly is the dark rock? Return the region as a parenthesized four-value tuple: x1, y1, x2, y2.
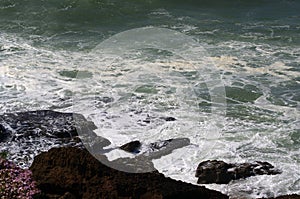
(30, 147, 228, 199)
(120, 140, 141, 153)
(0, 123, 9, 142)
(148, 139, 175, 151)
(196, 160, 232, 184)
(160, 117, 176, 122)
(0, 110, 97, 141)
(88, 138, 191, 173)
(138, 116, 176, 125)
(143, 119, 151, 123)
(39, 192, 76, 199)
(147, 138, 190, 158)
(59, 192, 77, 199)
(0, 110, 101, 168)
(120, 138, 189, 155)
(196, 160, 281, 184)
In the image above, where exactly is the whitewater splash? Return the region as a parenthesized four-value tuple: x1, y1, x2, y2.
(73, 27, 227, 173)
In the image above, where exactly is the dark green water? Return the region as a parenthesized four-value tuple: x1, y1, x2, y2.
(1, 0, 300, 49)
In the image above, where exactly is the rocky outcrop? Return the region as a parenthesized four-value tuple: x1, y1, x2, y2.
(0, 110, 98, 168)
(196, 160, 281, 184)
(30, 147, 228, 199)
(0, 110, 97, 141)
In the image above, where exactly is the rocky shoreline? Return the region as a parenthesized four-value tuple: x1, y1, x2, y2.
(0, 110, 299, 198)
(26, 146, 300, 199)
(30, 147, 227, 199)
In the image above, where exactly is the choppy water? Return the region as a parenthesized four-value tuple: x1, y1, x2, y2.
(0, 0, 299, 198)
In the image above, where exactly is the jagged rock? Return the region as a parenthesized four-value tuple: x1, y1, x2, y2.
(0, 110, 99, 168)
(120, 140, 141, 153)
(196, 160, 281, 184)
(30, 147, 228, 199)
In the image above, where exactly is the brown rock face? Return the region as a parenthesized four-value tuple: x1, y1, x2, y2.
(30, 147, 228, 199)
(196, 160, 281, 184)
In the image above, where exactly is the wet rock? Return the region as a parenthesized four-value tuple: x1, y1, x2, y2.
(137, 115, 176, 125)
(0, 123, 9, 142)
(148, 139, 175, 151)
(143, 119, 151, 123)
(0, 110, 97, 141)
(115, 138, 190, 173)
(161, 117, 176, 122)
(120, 140, 141, 153)
(196, 160, 281, 184)
(119, 138, 190, 159)
(147, 138, 190, 156)
(120, 138, 189, 155)
(196, 160, 232, 184)
(30, 147, 228, 199)
(0, 110, 99, 168)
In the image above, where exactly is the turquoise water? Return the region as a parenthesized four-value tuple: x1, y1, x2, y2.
(0, 0, 299, 198)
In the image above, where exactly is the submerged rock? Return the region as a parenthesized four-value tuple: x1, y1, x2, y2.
(160, 116, 177, 122)
(148, 139, 177, 151)
(30, 147, 228, 199)
(196, 160, 281, 184)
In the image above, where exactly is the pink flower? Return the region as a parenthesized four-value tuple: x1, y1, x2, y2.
(0, 157, 40, 198)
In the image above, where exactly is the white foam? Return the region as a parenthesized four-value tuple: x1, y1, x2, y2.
(210, 56, 300, 80)
(0, 33, 299, 198)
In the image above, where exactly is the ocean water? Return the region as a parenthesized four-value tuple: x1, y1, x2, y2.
(0, 0, 299, 198)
